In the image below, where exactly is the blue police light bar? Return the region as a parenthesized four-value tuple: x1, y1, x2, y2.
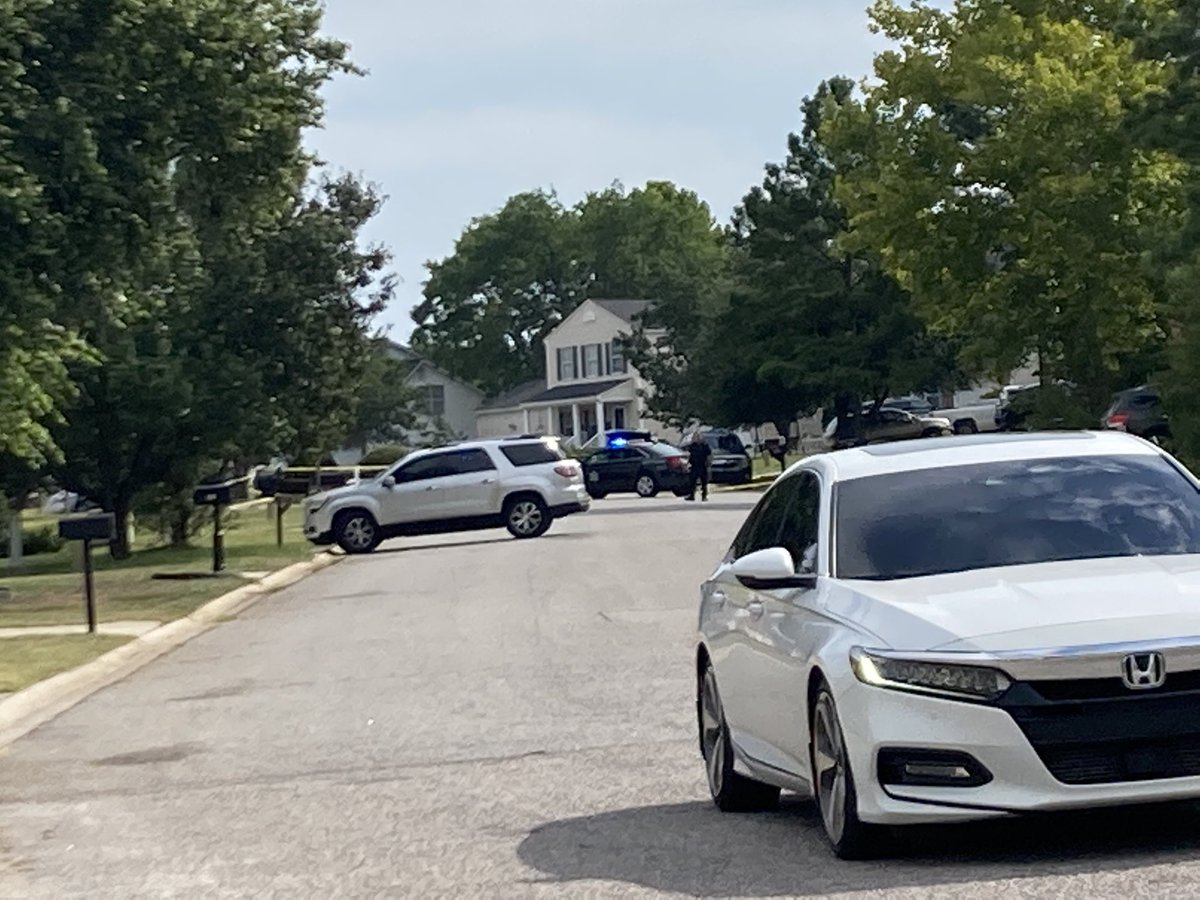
(608, 437, 628, 448)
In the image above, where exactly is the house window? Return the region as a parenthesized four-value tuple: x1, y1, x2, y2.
(583, 343, 602, 378)
(609, 340, 626, 375)
(556, 346, 577, 380)
(419, 384, 445, 417)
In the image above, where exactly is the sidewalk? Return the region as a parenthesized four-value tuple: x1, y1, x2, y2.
(0, 620, 160, 639)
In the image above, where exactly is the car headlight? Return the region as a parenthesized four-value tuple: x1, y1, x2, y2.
(850, 648, 1011, 702)
(306, 496, 330, 514)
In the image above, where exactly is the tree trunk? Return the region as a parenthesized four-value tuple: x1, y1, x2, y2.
(6, 510, 23, 572)
(110, 503, 132, 559)
(170, 503, 192, 547)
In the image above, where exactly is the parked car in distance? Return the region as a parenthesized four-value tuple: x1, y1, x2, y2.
(302, 437, 589, 553)
(697, 432, 1200, 858)
(697, 429, 753, 485)
(879, 395, 935, 416)
(994, 383, 1039, 430)
(582, 440, 691, 498)
(1103, 386, 1170, 443)
(822, 407, 952, 450)
(931, 400, 1000, 435)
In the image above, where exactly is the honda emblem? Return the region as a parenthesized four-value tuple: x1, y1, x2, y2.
(1121, 652, 1166, 690)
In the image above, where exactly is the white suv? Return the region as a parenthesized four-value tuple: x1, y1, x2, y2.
(302, 438, 590, 554)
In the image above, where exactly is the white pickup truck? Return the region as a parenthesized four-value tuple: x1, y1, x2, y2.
(931, 399, 1001, 435)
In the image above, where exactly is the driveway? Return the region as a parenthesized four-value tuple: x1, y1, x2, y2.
(3, 495, 1200, 897)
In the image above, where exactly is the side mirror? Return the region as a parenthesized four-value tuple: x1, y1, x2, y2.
(730, 547, 817, 590)
(383, 475, 396, 489)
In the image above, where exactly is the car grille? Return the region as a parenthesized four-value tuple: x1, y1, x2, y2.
(1037, 735, 1200, 785)
(1000, 683, 1200, 785)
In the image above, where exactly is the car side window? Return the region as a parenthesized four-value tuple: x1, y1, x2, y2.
(728, 480, 795, 561)
(450, 449, 496, 474)
(778, 472, 821, 574)
(395, 454, 455, 483)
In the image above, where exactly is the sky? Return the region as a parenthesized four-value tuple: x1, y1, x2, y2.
(306, 1, 891, 342)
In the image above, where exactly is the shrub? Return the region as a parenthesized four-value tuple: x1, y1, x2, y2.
(0, 524, 63, 558)
(359, 444, 409, 466)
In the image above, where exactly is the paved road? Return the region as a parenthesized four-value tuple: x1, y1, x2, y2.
(4, 495, 1200, 898)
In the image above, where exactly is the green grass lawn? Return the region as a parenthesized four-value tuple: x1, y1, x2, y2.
(751, 452, 805, 480)
(0, 634, 132, 693)
(0, 503, 317, 629)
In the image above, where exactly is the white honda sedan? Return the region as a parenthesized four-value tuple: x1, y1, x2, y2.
(696, 431, 1200, 858)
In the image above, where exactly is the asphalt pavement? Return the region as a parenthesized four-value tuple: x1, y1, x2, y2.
(4, 495, 1200, 897)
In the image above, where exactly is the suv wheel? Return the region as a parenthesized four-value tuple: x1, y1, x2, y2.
(635, 473, 659, 498)
(334, 510, 381, 555)
(505, 496, 551, 539)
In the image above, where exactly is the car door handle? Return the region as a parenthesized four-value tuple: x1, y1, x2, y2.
(480, 478, 496, 485)
(424, 485, 435, 491)
(747, 600, 765, 619)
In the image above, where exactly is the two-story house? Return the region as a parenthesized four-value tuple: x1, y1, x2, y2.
(475, 299, 669, 445)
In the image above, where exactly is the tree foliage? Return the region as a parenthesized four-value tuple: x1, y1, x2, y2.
(411, 182, 729, 405)
(823, 0, 1185, 412)
(687, 79, 965, 436)
(412, 191, 586, 396)
(1, 0, 395, 554)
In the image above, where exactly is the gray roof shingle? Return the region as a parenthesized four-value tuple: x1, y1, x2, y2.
(591, 299, 653, 323)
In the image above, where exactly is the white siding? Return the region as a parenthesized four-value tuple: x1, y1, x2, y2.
(405, 366, 483, 440)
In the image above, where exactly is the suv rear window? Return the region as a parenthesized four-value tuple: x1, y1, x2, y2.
(499, 441, 566, 467)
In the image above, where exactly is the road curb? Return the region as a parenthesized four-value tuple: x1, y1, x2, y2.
(0, 551, 342, 751)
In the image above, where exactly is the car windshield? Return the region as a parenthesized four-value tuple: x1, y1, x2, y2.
(835, 455, 1200, 581)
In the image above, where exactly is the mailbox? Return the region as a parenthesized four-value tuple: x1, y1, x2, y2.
(56, 513, 115, 634)
(192, 477, 250, 507)
(58, 513, 116, 543)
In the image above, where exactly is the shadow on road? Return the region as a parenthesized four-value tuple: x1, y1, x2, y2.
(372, 532, 587, 555)
(517, 797, 1200, 897)
(585, 501, 757, 516)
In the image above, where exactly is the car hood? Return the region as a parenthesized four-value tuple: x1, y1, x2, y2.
(305, 481, 368, 505)
(829, 555, 1200, 653)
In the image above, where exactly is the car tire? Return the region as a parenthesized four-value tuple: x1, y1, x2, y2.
(810, 684, 886, 859)
(504, 495, 551, 539)
(920, 428, 945, 439)
(334, 510, 381, 555)
(635, 473, 659, 498)
(954, 420, 978, 435)
(587, 488, 607, 500)
(698, 661, 781, 813)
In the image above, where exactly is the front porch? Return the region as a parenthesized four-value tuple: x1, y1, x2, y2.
(520, 379, 639, 448)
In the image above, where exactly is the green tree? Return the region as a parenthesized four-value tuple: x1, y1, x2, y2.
(1134, 0, 1200, 462)
(411, 191, 586, 396)
(694, 79, 963, 440)
(823, 0, 1185, 413)
(578, 181, 731, 427)
(345, 340, 420, 452)
(412, 182, 731, 408)
(1, 0, 379, 555)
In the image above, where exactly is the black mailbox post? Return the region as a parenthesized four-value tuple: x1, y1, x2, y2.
(192, 477, 249, 573)
(57, 514, 116, 634)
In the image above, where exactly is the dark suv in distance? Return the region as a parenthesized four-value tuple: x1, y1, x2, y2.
(582, 440, 691, 498)
(698, 430, 752, 484)
(1103, 386, 1170, 443)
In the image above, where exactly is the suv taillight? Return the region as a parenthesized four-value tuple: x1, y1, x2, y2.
(666, 456, 688, 472)
(1106, 413, 1130, 431)
(554, 463, 579, 479)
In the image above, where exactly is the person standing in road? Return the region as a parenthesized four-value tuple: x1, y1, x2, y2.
(686, 431, 713, 502)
